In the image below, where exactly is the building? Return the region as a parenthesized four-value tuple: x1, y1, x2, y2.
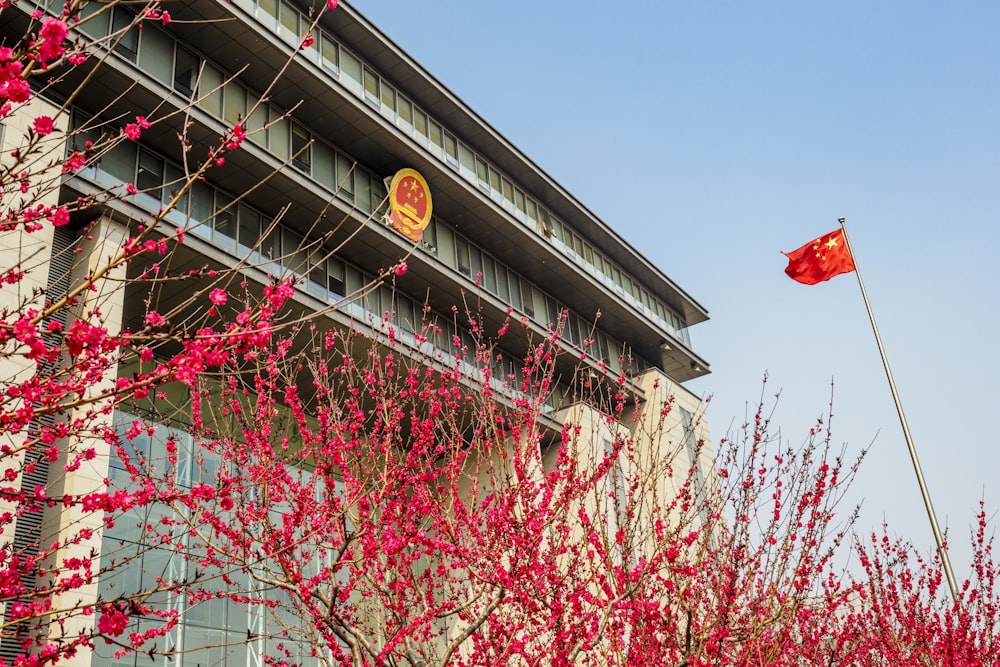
(1, 1, 713, 665)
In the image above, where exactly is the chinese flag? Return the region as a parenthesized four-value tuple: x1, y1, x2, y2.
(783, 228, 856, 285)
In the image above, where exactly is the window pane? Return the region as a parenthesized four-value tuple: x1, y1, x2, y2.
(321, 34, 339, 72)
(428, 120, 443, 148)
(162, 162, 187, 214)
(475, 158, 488, 188)
(214, 193, 237, 251)
(455, 237, 470, 276)
(371, 176, 388, 214)
(483, 256, 497, 294)
(488, 167, 501, 193)
(340, 50, 363, 95)
(189, 181, 213, 239)
(496, 265, 510, 302)
(136, 150, 163, 198)
(138, 27, 173, 85)
(269, 112, 289, 160)
(507, 272, 521, 309)
(313, 141, 335, 189)
(469, 246, 483, 281)
(355, 170, 371, 213)
(78, 2, 109, 38)
(413, 109, 427, 137)
(444, 133, 458, 161)
(336, 153, 354, 199)
(199, 65, 224, 117)
(397, 96, 412, 126)
(103, 142, 136, 184)
(279, 0, 299, 35)
(223, 83, 246, 125)
(237, 205, 260, 258)
(328, 258, 345, 298)
(380, 82, 396, 112)
(458, 143, 475, 178)
(501, 178, 514, 202)
(244, 103, 267, 150)
(260, 221, 280, 263)
(189, 180, 214, 227)
(363, 67, 379, 101)
(520, 279, 534, 317)
(258, 0, 278, 21)
(283, 229, 305, 274)
(345, 265, 364, 294)
(398, 297, 416, 333)
(291, 123, 311, 171)
(174, 46, 200, 98)
(111, 9, 138, 61)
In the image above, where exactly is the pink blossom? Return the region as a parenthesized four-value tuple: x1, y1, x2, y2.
(209, 288, 227, 306)
(32, 116, 54, 136)
(47, 207, 69, 227)
(123, 123, 141, 141)
(327, 0, 338, 9)
(37, 18, 68, 62)
(146, 311, 166, 328)
(226, 124, 247, 151)
(97, 606, 129, 638)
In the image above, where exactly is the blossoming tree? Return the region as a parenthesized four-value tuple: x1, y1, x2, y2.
(1, 2, 997, 667)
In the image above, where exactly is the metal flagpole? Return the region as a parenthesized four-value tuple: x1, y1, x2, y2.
(837, 217, 960, 603)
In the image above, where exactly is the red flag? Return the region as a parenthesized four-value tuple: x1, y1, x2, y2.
(783, 228, 856, 285)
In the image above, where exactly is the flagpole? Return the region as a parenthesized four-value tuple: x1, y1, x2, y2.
(837, 217, 960, 603)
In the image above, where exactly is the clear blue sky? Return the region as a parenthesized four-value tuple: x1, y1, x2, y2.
(356, 1, 1000, 569)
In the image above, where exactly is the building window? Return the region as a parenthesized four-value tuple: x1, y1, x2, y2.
(397, 96, 412, 128)
(320, 34, 339, 73)
(136, 150, 164, 199)
(474, 157, 489, 191)
(237, 205, 261, 258)
(380, 82, 396, 115)
(520, 278, 534, 317)
(340, 50, 363, 95)
(138, 26, 173, 85)
(444, 133, 458, 166)
(482, 255, 497, 294)
(214, 193, 237, 252)
(458, 143, 475, 179)
(328, 258, 346, 298)
(291, 123, 311, 172)
(428, 120, 443, 151)
(487, 166, 501, 194)
(278, 0, 299, 36)
(111, 8, 138, 61)
(223, 83, 246, 126)
(174, 46, 200, 98)
(269, 111, 290, 160)
(258, 0, 278, 25)
(413, 109, 428, 138)
(363, 67, 379, 104)
(501, 178, 514, 204)
(455, 237, 471, 277)
(336, 153, 354, 201)
(198, 64, 224, 117)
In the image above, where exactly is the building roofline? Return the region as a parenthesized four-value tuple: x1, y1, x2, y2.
(326, 1, 709, 324)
